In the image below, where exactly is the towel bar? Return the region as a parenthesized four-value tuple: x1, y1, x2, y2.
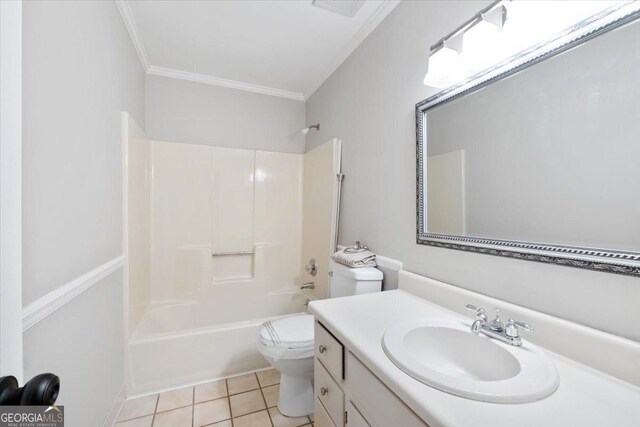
(211, 250, 254, 257)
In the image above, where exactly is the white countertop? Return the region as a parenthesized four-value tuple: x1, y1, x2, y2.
(309, 290, 640, 427)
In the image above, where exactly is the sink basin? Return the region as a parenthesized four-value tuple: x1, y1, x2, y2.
(382, 318, 559, 403)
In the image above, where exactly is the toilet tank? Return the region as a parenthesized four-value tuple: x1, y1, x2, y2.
(329, 260, 383, 298)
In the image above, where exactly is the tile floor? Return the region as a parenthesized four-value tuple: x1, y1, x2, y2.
(116, 369, 314, 427)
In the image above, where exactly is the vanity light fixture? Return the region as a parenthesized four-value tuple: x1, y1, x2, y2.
(423, 0, 628, 90)
(424, 0, 508, 89)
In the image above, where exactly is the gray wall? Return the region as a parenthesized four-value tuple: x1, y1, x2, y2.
(305, 0, 640, 342)
(23, 273, 124, 427)
(145, 75, 306, 153)
(22, 0, 145, 424)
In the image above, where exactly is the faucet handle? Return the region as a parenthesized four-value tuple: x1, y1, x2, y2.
(488, 308, 504, 331)
(511, 319, 533, 332)
(505, 319, 533, 338)
(465, 304, 486, 320)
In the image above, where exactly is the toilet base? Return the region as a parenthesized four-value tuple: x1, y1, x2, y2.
(277, 372, 314, 417)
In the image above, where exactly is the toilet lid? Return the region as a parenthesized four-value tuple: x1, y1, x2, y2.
(259, 314, 314, 346)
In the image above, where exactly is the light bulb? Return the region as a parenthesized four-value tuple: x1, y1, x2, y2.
(460, 11, 505, 75)
(423, 34, 465, 89)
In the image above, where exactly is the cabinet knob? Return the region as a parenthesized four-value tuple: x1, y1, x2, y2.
(318, 345, 327, 354)
(320, 386, 328, 396)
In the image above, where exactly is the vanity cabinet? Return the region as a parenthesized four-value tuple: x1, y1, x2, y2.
(314, 321, 428, 427)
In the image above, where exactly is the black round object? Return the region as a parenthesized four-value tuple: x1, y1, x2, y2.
(0, 376, 19, 404)
(20, 373, 60, 405)
(0, 373, 60, 406)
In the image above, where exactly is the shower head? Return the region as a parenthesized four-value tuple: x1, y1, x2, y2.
(301, 123, 320, 135)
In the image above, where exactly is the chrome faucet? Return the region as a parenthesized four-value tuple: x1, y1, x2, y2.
(466, 304, 533, 346)
(300, 282, 315, 290)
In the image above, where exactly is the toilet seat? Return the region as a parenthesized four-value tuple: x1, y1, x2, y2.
(258, 314, 314, 360)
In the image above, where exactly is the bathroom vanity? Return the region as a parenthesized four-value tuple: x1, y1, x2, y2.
(313, 320, 426, 427)
(308, 272, 640, 427)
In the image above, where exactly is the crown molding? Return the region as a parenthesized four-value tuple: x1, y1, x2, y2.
(303, 0, 401, 100)
(116, 0, 150, 72)
(116, 0, 398, 101)
(147, 66, 305, 101)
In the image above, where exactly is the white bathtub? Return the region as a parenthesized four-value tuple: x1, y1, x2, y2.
(127, 289, 309, 395)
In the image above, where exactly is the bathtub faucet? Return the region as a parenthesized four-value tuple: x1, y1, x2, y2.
(300, 282, 315, 290)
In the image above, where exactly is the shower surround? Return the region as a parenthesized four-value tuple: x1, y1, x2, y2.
(123, 115, 340, 394)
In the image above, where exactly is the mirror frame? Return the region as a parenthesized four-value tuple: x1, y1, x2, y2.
(416, 3, 640, 277)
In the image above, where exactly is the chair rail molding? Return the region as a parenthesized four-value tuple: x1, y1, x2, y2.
(22, 256, 125, 332)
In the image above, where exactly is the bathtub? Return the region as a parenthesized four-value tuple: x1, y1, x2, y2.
(127, 288, 309, 395)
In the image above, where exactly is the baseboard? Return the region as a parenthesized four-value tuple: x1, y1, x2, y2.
(126, 366, 274, 400)
(103, 384, 126, 427)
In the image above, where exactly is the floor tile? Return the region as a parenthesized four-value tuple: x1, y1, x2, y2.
(193, 397, 231, 427)
(262, 384, 279, 407)
(230, 389, 266, 417)
(227, 373, 259, 395)
(118, 395, 158, 422)
(268, 406, 310, 427)
(195, 379, 227, 403)
(309, 412, 314, 422)
(152, 406, 192, 427)
(115, 415, 153, 427)
(156, 386, 193, 412)
(256, 369, 280, 387)
(208, 420, 232, 427)
(232, 410, 272, 427)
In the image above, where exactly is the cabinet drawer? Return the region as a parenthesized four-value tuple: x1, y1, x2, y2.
(315, 321, 344, 381)
(346, 400, 370, 427)
(315, 360, 345, 427)
(346, 352, 428, 427)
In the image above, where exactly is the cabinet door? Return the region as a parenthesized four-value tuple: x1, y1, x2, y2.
(315, 397, 337, 427)
(346, 400, 370, 427)
(345, 352, 428, 427)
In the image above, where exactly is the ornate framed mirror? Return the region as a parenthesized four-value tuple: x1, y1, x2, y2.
(416, 2, 640, 276)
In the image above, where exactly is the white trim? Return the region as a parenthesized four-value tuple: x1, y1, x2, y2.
(303, 0, 401, 99)
(103, 384, 126, 427)
(115, 0, 398, 101)
(126, 366, 274, 400)
(115, 0, 150, 72)
(22, 256, 125, 331)
(121, 113, 132, 396)
(147, 66, 305, 101)
(0, 0, 24, 382)
(376, 254, 403, 272)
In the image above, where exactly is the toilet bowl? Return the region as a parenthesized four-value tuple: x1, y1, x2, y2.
(258, 260, 383, 417)
(257, 314, 315, 417)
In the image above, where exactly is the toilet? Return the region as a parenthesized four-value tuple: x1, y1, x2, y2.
(257, 260, 383, 416)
